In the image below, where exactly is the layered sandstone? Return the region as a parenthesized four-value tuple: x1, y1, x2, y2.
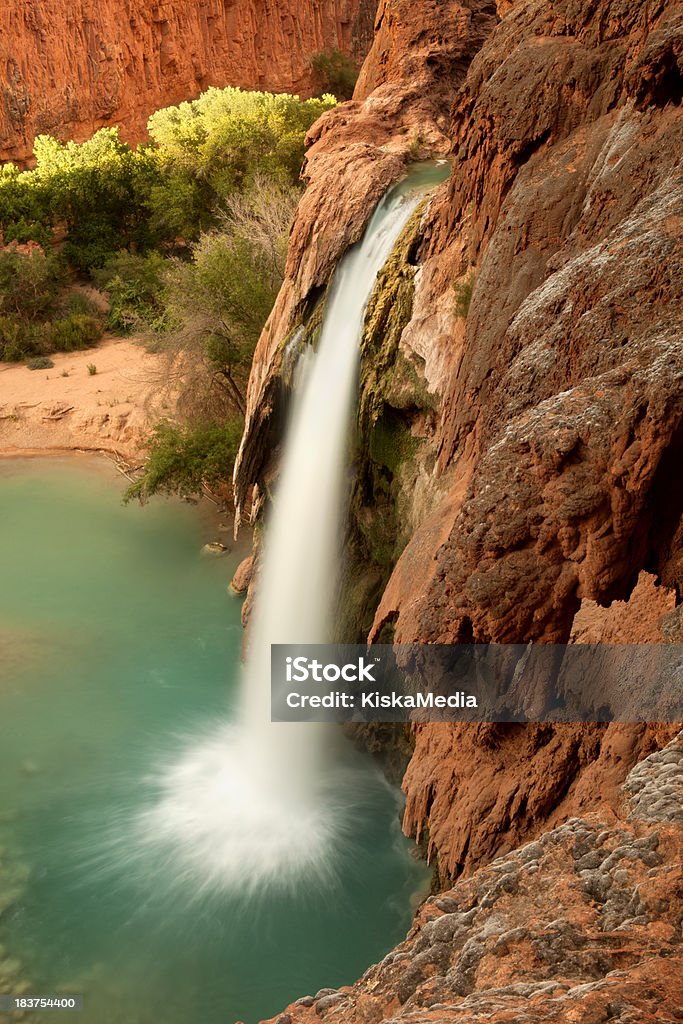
(0, 0, 377, 165)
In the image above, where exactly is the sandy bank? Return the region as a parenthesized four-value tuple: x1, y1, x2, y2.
(0, 338, 174, 462)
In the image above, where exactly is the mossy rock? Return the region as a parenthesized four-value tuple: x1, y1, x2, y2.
(369, 413, 421, 477)
(339, 201, 441, 638)
(279, 286, 330, 388)
(358, 201, 427, 435)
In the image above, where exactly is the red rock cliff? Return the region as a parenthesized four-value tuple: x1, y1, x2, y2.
(0, 0, 377, 164)
(235, 0, 682, 896)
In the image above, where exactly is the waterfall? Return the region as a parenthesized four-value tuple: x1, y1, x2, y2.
(241, 181, 427, 729)
(135, 173, 436, 895)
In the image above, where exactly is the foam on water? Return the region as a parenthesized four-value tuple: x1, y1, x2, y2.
(134, 725, 352, 897)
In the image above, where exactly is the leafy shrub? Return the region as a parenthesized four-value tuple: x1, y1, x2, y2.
(60, 291, 102, 318)
(159, 176, 298, 418)
(0, 248, 66, 360)
(0, 246, 65, 322)
(26, 356, 54, 370)
(124, 420, 242, 503)
(93, 251, 169, 333)
(49, 313, 102, 352)
(310, 50, 359, 100)
(2, 217, 53, 249)
(0, 316, 37, 361)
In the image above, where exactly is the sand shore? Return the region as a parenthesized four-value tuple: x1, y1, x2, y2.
(0, 337, 174, 463)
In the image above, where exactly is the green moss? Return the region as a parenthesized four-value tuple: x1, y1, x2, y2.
(358, 200, 427, 433)
(337, 199, 443, 639)
(369, 415, 420, 477)
(453, 269, 475, 319)
(383, 350, 438, 413)
(279, 287, 330, 387)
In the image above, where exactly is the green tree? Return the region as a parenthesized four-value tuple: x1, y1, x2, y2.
(310, 50, 359, 100)
(123, 420, 242, 503)
(147, 87, 335, 215)
(94, 251, 170, 334)
(159, 176, 298, 419)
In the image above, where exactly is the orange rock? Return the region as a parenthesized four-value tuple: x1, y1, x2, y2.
(263, 734, 683, 1024)
(235, 0, 683, 928)
(230, 554, 255, 595)
(0, 0, 378, 165)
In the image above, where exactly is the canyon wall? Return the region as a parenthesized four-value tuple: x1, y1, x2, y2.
(233, 0, 682, 1019)
(0, 0, 377, 165)
(236, 0, 682, 879)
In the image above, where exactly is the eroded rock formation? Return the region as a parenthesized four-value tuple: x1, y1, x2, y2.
(233, 0, 497, 523)
(265, 733, 683, 1024)
(234, 0, 681, 1018)
(0, 0, 377, 165)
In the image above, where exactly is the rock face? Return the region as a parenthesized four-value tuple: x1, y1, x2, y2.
(233, 0, 682, 1017)
(0, 0, 377, 165)
(265, 733, 683, 1024)
(366, 0, 683, 884)
(372, 0, 683, 650)
(233, 0, 497, 523)
(230, 554, 254, 594)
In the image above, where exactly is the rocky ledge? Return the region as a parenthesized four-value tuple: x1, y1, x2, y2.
(236, 0, 682, 880)
(267, 733, 683, 1024)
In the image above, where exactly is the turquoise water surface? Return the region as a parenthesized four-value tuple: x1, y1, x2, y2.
(0, 457, 429, 1024)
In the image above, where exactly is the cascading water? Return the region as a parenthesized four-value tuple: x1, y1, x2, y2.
(135, 169, 444, 894)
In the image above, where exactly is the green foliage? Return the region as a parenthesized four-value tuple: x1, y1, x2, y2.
(0, 87, 333, 276)
(453, 270, 475, 319)
(0, 246, 65, 321)
(2, 217, 52, 249)
(49, 314, 102, 353)
(94, 251, 170, 333)
(160, 177, 299, 419)
(60, 291, 102, 318)
(310, 50, 359, 100)
(30, 129, 163, 271)
(87, 363, 97, 375)
(148, 87, 335, 201)
(124, 420, 242, 503)
(0, 317, 39, 361)
(26, 356, 54, 370)
(0, 247, 104, 360)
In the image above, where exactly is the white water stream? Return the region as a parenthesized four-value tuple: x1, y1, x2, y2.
(136, 175, 433, 893)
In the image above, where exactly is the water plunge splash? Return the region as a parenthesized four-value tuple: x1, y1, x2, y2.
(135, 179, 429, 895)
